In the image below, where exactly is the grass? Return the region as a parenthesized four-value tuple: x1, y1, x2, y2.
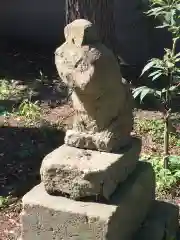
(0, 79, 26, 100)
(0, 79, 41, 123)
(135, 117, 180, 197)
(15, 99, 41, 122)
(134, 118, 180, 150)
(0, 196, 9, 209)
(141, 154, 180, 196)
(0, 80, 18, 100)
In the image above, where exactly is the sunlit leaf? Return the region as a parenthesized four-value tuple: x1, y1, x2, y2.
(161, 88, 167, 93)
(133, 87, 145, 99)
(148, 70, 162, 77)
(156, 24, 170, 28)
(133, 86, 155, 102)
(169, 85, 179, 92)
(140, 87, 153, 102)
(152, 72, 163, 81)
(141, 61, 156, 76)
(175, 58, 180, 63)
(154, 90, 162, 96)
(175, 52, 180, 58)
(174, 171, 180, 178)
(166, 61, 175, 69)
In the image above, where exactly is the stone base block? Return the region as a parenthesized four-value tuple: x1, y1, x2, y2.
(20, 162, 155, 240)
(133, 200, 179, 240)
(65, 129, 132, 152)
(40, 137, 141, 200)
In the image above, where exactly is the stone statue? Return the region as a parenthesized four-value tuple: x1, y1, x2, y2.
(55, 19, 134, 152)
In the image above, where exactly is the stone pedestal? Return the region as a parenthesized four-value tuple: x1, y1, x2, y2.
(40, 138, 141, 200)
(20, 162, 155, 240)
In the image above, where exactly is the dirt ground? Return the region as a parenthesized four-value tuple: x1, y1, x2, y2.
(0, 40, 180, 239)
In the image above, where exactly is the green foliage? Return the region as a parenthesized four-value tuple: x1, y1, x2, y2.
(134, 0, 180, 167)
(142, 155, 180, 193)
(135, 119, 164, 143)
(147, 0, 180, 37)
(133, 47, 180, 103)
(0, 79, 41, 122)
(135, 118, 180, 146)
(133, 0, 180, 104)
(133, 86, 161, 103)
(0, 196, 8, 209)
(168, 237, 176, 240)
(17, 99, 41, 121)
(0, 80, 19, 100)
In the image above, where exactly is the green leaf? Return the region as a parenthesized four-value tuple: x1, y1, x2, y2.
(140, 87, 153, 102)
(169, 155, 180, 167)
(0, 196, 8, 208)
(147, 6, 168, 17)
(156, 24, 170, 28)
(175, 57, 180, 63)
(166, 61, 175, 69)
(133, 86, 155, 102)
(174, 171, 180, 178)
(169, 85, 179, 92)
(148, 70, 162, 77)
(175, 52, 180, 58)
(141, 61, 155, 76)
(154, 90, 162, 96)
(162, 88, 167, 93)
(133, 87, 145, 99)
(152, 72, 163, 81)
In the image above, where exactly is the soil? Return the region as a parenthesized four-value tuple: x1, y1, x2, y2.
(0, 40, 180, 239)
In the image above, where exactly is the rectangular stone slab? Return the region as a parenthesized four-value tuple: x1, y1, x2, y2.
(40, 137, 141, 200)
(20, 162, 155, 240)
(133, 200, 179, 240)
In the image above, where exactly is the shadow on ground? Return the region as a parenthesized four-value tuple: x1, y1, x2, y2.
(0, 125, 65, 198)
(0, 38, 56, 81)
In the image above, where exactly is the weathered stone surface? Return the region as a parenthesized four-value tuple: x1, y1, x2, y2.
(55, 19, 134, 152)
(20, 162, 155, 240)
(133, 200, 179, 240)
(40, 137, 141, 200)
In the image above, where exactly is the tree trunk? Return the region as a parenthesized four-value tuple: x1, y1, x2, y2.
(65, 0, 115, 51)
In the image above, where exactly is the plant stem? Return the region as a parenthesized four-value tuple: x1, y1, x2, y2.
(163, 38, 178, 168)
(164, 117, 169, 169)
(163, 71, 171, 169)
(172, 37, 178, 56)
(163, 58, 174, 167)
